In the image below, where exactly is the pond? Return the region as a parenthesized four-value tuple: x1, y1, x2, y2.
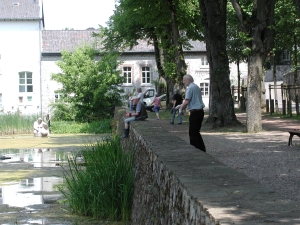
(0, 176, 63, 208)
(0, 148, 73, 167)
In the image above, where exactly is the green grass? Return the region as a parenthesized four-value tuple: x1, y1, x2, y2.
(262, 112, 300, 120)
(58, 136, 134, 221)
(51, 119, 112, 134)
(0, 112, 112, 134)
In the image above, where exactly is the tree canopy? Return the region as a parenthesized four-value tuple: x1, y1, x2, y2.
(51, 45, 124, 122)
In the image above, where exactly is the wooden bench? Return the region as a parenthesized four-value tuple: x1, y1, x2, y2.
(287, 129, 300, 146)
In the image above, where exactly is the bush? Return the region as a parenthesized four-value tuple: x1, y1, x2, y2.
(50, 119, 112, 134)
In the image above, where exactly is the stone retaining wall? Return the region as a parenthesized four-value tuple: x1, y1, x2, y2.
(114, 107, 300, 225)
(114, 107, 217, 225)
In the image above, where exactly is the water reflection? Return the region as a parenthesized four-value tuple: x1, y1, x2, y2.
(0, 177, 64, 207)
(0, 148, 72, 167)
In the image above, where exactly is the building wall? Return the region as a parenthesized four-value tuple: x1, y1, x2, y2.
(119, 54, 158, 95)
(0, 20, 42, 114)
(40, 56, 63, 115)
(40, 51, 248, 115)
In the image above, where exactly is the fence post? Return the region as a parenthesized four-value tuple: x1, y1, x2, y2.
(269, 84, 272, 115)
(281, 83, 286, 115)
(270, 99, 274, 113)
(288, 85, 292, 117)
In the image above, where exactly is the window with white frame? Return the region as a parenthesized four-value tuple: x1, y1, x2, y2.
(201, 56, 208, 66)
(123, 67, 132, 84)
(282, 50, 290, 61)
(19, 72, 33, 92)
(142, 66, 151, 84)
(200, 82, 209, 96)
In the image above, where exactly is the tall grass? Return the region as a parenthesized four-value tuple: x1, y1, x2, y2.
(0, 113, 112, 134)
(0, 112, 38, 135)
(58, 136, 134, 221)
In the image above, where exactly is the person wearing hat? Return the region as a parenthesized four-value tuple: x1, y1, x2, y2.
(33, 117, 49, 137)
(122, 96, 148, 138)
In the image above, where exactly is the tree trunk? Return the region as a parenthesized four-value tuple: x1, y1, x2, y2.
(293, 36, 299, 115)
(152, 32, 165, 84)
(166, 0, 187, 81)
(237, 59, 241, 108)
(272, 54, 279, 113)
(246, 53, 263, 132)
(231, 0, 275, 132)
(199, 0, 238, 127)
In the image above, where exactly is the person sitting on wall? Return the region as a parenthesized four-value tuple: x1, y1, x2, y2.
(33, 117, 49, 137)
(122, 96, 148, 138)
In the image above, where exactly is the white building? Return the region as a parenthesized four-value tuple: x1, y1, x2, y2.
(0, 0, 247, 117)
(0, 0, 44, 114)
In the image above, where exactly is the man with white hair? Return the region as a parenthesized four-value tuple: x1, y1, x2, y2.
(122, 96, 148, 138)
(33, 117, 49, 137)
(179, 74, 206, 152)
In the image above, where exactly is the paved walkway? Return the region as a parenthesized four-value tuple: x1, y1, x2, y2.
(150, 112, 300, 203)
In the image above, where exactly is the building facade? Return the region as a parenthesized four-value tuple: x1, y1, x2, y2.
(0, 0, 44, 114)
(0, 0, 248, 117)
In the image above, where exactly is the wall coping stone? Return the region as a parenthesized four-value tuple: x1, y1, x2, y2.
(114, 107, 300, 225)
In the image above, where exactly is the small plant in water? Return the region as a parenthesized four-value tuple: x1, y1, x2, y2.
(58, 136, 134, 222)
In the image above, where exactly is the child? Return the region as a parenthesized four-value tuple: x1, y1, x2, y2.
(151, 94, 162, 120)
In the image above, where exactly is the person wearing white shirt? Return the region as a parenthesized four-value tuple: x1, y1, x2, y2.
(33, 117, 49, 137)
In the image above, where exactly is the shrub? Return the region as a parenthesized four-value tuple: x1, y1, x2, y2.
(58, 136, 134, 221)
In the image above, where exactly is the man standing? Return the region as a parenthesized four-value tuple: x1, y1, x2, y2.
(179, 74, 206, 152)
(136, 87, 144, 104)
(122, 96, 148, 138)
(170, 89, 183, 125)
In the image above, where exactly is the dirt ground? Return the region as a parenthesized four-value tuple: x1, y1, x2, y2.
(0, 133, 127, 225)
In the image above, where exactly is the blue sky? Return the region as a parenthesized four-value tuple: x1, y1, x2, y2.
(42, 0, 116, 30)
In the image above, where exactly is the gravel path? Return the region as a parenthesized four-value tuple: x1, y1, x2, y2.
(152, 112, 300, 203)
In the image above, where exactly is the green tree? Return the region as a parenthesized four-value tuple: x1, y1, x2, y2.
(51, 45, 124, 122)
(199, 0, 239, 127)
(226, 3, 250, 108)
(274, 0, 300, 115)
(100, 0, 202, 104)
(230, 0, 276, 132)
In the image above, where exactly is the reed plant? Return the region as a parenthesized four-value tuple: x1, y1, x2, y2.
(58, 136, 134, 221)
(0, 112, 37, 135)
(0, 112, 112, 134)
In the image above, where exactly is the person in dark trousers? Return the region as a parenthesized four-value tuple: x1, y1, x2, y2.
(122, 96, 148, 138)
(179, 74, 206, 152)
(170, 89, 183, 125)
